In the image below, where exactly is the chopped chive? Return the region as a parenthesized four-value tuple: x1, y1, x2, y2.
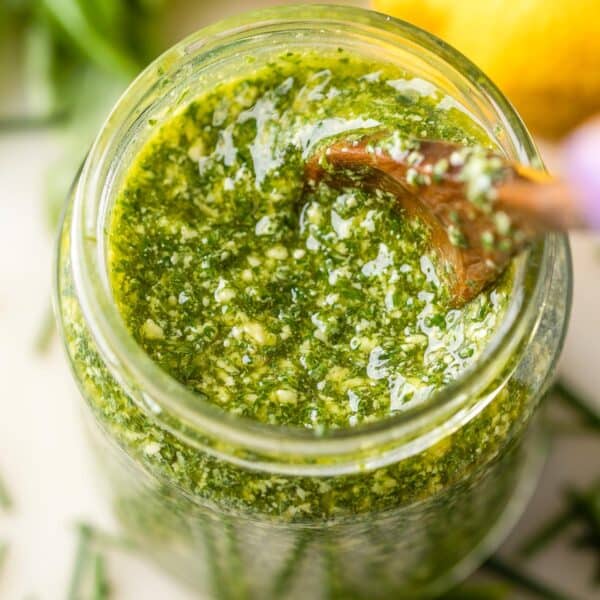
(0, 542, 8, 574)
(521, 480, 600, 576)
(485, 557, 575, 600)
(542, 420, 599, 437)
(0, 112, 67, 132)
(223, 518, 247, 599)
(196, 517, 226, 598)
(42, 1, 140, 77)
(0, 472, 12, 511)
(87, 528, 135, 552)
(92, 553, 110, 600)
(271, 532, 310, 597)
(439, 581, 509, 600)
(67, 524, 93, 600)
(66, 523, 115, 599)
(553, 380, 600, 430)
(520, 505, 576, 557)
(572, 483, 600, 522)
(568, 484, 600, 549)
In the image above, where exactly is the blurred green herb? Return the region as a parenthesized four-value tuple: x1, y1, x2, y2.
(0, 472, 10, 589)
(67, 524, 93, 600)
(1, 0, 168, 231)
(1, 0, 166, 122)
(67, 523, 112, 600)
(569, 483, 600, 581)
(553, 380, 600, 431)
(484, 557, 575, 600)
(0, 113, 66, 131)
(0, 542, 8, 577)
(271, 532, 310, 597)
(92, 552, 110, 600)
(439, 581, 510, 599)
(520, 503, 577, 558)
(0, 472, 12, 511)
(519, 381, 600, 581)
(2, 0, 169, 354)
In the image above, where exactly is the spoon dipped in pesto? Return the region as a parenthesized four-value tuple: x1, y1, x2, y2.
(306, 131, 582, 306)
(107, 48, 565, 429)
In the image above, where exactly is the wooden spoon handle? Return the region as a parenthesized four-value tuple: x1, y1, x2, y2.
(305, 133, 577, 306)
(496, 176, 582, 232)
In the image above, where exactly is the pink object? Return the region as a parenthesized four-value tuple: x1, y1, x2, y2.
(563, 118, 600, 229)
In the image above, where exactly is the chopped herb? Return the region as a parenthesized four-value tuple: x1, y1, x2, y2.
(0, 472, 12, 511)
(448, 224, 469, 248)
(481, 230, 495, 251)
(0, 542, 8, 575)
(92, 553, 110, 600)
(0, 112, 66, 131)
(519, 476, 600, 583)
(498, 239, 513, 253)
(493, 211, 511, 236)
(65, 523, 120, 599)
(433, 157, 449, 180)
(271, 533, 310, 596)
(33, 302, 56, 354)
(520, 505, 577, 557)
(439, 581, 510, 600)
(406, 167, 419, 185)
(407, 150, 424, 165)
(568, 483, 600, 580)
(553, 380, 600, 430)
(484, 557, 574, 600)
(458, 147, 506, 209)
(67, 524, 93, 600)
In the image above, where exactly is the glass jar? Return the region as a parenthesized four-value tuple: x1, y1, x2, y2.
(55, 5, 571, 599)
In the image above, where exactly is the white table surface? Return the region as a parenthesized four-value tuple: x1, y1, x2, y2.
(0, 2, 598, 598)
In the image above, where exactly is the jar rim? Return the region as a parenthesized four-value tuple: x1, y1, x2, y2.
(67, 4, 571, 473)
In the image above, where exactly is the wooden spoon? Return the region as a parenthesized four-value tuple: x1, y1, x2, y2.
(305, 132, 579, 306)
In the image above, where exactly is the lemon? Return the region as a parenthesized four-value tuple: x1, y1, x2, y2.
(373, 0, 600, 138)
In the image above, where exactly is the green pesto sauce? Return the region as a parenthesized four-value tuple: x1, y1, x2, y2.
(108, 50, 511, 430)
(57, 49, 563, 597)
